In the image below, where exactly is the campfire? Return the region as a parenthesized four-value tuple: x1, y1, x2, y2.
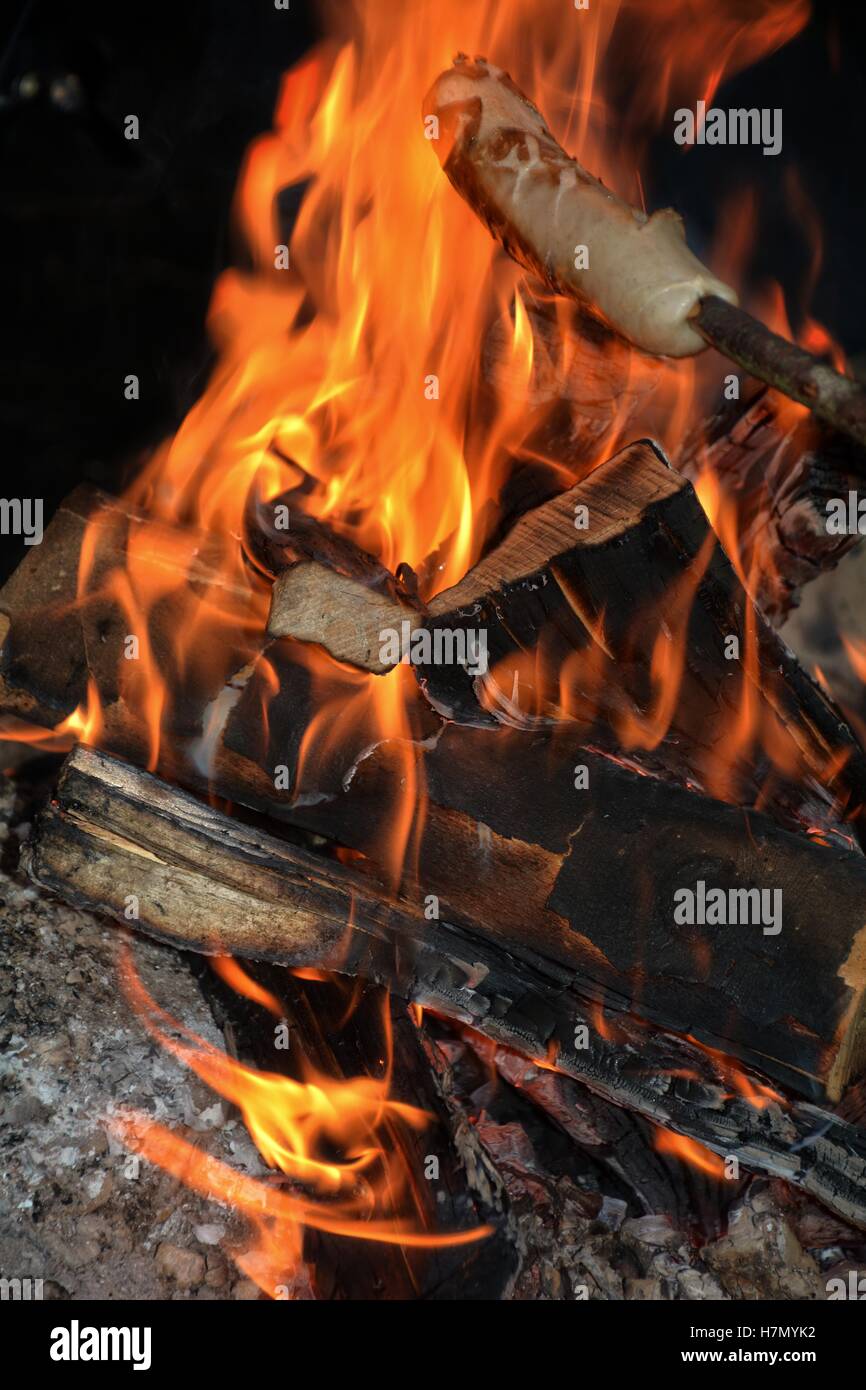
(5, 0, 866, 1304)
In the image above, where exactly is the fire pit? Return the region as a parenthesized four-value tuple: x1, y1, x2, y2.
(3, 0, 866, 1324)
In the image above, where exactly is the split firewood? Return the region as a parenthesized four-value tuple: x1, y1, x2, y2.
(253, 440, 866, 843)
(268, 563, 422, 674)
(3, 472, 865, 837)
(483, 292, 866, 630)
(247, 485, 423, 672)
(424, 55, 866, 451)
(26, 745, 866, 1231)
(262, 480, 566, 676)
(676, 387, 866, 623)
(262, 367, 865, 669)
(5, 519, 861, 1106)
(13, 471, 864, 846)
(226, 714, 866, 1102)
(261, 460, 580, 673)
(403, 440, 866, 832)
(10, 489, 866, 1102)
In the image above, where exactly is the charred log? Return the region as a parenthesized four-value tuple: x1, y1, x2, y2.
(413, 439, 866, 834)
(0, 484, 263, 734)
(4, 463, 865, 841)
(28, 744, 866, 1094)
(676, 387, 866, 623)
(26, 745, 866, 1231)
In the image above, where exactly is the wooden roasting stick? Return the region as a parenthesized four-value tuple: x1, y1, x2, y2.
(692, 296, 866, 457)
(26, 744, 866, 1232)
(423, 56, 866, 452)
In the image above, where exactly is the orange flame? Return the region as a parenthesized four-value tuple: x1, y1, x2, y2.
(654, 1129, 727, 1179)
(10, 0, 807, 784)
(684, 1033, 786, 1111)
(114, 948, 489, 1296)
(211, 957, 284, 1018)
(843, 635, 866, 685)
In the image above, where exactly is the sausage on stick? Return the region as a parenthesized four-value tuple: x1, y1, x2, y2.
(424, 56, 866, 453)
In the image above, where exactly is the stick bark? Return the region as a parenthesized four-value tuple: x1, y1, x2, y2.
(693, 296, 866, 454)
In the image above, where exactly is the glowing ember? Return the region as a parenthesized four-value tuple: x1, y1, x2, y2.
(684, 1034, 786, 1112)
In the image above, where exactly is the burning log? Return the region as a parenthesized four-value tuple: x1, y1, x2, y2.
(27, 745, 866, 1232)
(481, 296, 865, 631)
(3, 469, 866, 813)
(262, 452, 581, 674)
(9, 486, 866, 1097)
(7, 478, 866, 1099)
(31, 738, 866, 1105)
(398, 441, 866, 833)
(676, 388, 866, 623)
(425, 55, 866, 452)
(0, 484, 263, 734)
(237, 717, 866, 1102)
(10, 461, 865, 843)
(242, 440, 866, 840)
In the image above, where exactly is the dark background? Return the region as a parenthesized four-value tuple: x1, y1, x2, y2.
(1, 0, 864, 579)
